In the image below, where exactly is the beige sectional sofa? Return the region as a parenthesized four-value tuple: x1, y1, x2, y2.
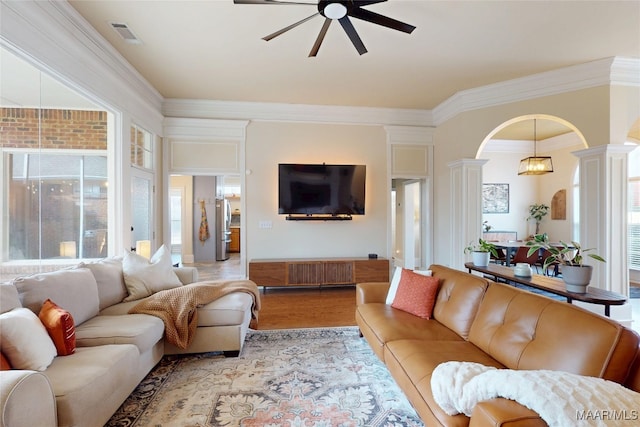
(0, 255, 258, 427)
(356, 264, 640, 426)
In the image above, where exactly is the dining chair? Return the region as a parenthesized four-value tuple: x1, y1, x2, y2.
(536, 249, 560, 276)
(490, 248, 507, 265)
(511, 246, 541, 271)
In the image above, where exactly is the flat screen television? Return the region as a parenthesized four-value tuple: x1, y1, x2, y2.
(278, 164, 366, 215)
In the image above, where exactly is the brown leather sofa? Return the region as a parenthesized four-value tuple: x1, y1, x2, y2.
(355, 264, 640, 427)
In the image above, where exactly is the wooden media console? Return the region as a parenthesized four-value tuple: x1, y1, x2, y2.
(249, 257, 390, 288)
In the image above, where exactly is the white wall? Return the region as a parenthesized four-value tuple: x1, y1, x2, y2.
(481, 140, 584, 242)
(244, 121, 388, 260)
(481, 151, 534, 239)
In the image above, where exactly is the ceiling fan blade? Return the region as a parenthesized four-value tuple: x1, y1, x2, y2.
(338, 16, 367, 55)
(350, 0, 388, 6)
(349, 7, 416, 33)
(263, 12, 320, 41)
(309, 18, 331, 57)
(234, 0, 317, 5)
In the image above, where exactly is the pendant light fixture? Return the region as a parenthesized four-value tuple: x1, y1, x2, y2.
(518, 119, 554, 175)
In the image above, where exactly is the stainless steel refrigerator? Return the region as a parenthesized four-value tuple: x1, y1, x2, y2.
(215, 198, 231, 261)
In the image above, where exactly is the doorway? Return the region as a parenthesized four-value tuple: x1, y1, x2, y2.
(392, 178, 426, 270)
(169, 174, 243, 279)
(169, 187, 184, 265)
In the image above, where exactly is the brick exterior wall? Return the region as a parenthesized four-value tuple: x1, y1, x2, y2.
(1, 108, 109, 269)
(1, 108, 107, 149)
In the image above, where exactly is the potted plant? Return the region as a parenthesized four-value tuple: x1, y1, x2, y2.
(464, 238, 499, 267)
(527, 204, 549, 235)
(526, 233, 606, 293)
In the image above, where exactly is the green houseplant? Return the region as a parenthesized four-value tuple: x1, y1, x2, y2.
(526, 233, 606, 292)
(464, 238, 498, 267)
(527, 204, 549, 235)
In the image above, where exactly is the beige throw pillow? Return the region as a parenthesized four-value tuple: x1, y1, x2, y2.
(0, 308, 57, 371)
(79, 257, 127, 310)
(122, 245, 182, 302)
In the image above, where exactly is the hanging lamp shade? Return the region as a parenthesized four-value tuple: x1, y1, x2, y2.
(518, 119, 554, 175)
(518, 156, 554, 175)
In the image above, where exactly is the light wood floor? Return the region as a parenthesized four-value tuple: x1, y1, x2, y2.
(257, 286, 357, 330)
(182, 254, 358, 330)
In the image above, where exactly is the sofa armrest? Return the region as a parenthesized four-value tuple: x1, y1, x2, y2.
(174, 267, 199, 285)
(624, 346, 640, 393)
(0, 371, 57, 427)
(356, 282, 390, 305)
(469, 398, 547, 427)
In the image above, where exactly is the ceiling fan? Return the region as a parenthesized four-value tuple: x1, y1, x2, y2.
(233, 0, 416, 56)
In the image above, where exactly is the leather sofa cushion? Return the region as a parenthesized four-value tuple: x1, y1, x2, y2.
(356, 303, 463, 359)
(384, 339, 504, 427)
(75, 314, 164, 354)
(468, 281, 640, 382)
(430, 265, 490, 340)
(14, 268, 100, 325)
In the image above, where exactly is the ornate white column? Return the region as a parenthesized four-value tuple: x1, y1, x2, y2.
(573, 144, 635, 323)
(447, 159, 488, 269)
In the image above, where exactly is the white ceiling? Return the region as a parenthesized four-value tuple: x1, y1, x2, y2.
(66, 0, 640, 112)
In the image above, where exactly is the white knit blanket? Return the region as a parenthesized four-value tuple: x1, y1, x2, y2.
(431, 361, 640, 427)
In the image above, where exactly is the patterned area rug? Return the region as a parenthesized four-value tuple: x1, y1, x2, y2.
(106, 327, 424, 426)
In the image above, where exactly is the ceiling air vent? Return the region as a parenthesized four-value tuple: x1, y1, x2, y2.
(109, 22, 142, 45)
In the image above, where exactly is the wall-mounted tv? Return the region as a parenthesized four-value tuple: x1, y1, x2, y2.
(278, 164, 366, 216)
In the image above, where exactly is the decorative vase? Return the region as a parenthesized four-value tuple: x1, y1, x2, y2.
(560, 265, 592, 293)
(514, 263, 532, 277)
(472, 251, 490, 267)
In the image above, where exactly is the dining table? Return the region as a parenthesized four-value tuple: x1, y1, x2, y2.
(493, 241, 571, 267)
(493, 241, 527, 266)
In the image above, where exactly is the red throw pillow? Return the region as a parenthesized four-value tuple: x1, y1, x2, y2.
(391, 269, 439, 319)
(0, 352, 11, 370)
(38, 299, 76, 356)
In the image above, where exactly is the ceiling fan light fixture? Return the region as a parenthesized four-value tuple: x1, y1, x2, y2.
(323, 2, 347, 19)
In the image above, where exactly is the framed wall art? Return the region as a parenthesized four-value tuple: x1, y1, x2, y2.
(482, 183, 509, 214)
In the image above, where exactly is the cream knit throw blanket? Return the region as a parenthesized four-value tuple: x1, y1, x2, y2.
(431, 361, 640, 427)
(129, 280, 260, 349)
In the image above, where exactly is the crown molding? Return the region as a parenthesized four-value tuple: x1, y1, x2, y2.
(3, 1, 637, 130)
(163, 117, 249, 140)
(1, 0, 163, 129)
(433, 57, 640, 126)
(162, 98, 432, 127)
(484, 132, 585, 154)
(610, 57, 640, 86)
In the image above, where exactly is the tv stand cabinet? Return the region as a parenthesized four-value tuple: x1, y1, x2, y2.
(249, 257, 389, 288)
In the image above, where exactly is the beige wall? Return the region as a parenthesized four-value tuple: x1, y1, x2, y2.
(244, 121, 388, 260)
